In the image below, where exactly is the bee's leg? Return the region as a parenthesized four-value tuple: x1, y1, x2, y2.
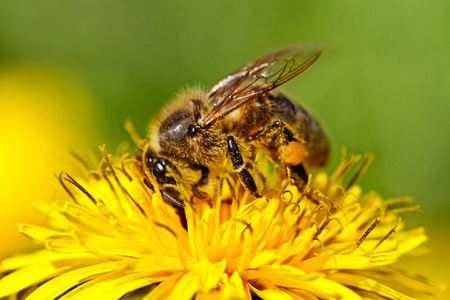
(192, 166, 210, 198)
(143, 178, 185, 208)
(227, 136, 261, 197)
(289, 162, 308, 183)
(144, 178, 187, 229)
(142, 155, 186, 208)
(269, 121, 309, 184)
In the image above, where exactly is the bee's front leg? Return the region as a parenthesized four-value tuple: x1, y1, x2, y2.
(226, 136, 261, 197)
(143, 178, 185, 208)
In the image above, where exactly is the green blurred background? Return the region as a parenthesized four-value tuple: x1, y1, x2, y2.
(0, 0, 448, 296)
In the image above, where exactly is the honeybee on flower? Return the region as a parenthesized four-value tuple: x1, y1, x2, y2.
(138, 44, 328, 208)
(0, 44, 439, 299)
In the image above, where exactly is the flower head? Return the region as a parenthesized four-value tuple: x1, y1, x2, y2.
(0, 145, 436, 299)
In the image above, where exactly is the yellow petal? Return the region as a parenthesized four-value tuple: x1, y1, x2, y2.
(263, 277, 362, 300)
(143, 274, 184, 299)
(46, 235, 89, 253)
(0, 262, 69, 297)
(76, 231, 151, 257)
(327, 272, 416, 300)
(275, 227, 316, 261)
(26, 261, 127, 300)
(242, 264, 317, 282)
(167, 272, 199, 300)
(396, 228, 428, 254)
(249, 281, 293, 300)
(33, 201, 73, 231)
(282, 288, 320, 300)
(248, 249, 277, 269)
(296, 253, 399, 272)
(68, 272, 159, 300)
(191, 257, 226, 293)
(134, 254, 184, 273)
(221, 271, 251, 300)
(17, 223, 70, 243)
(58, 202, 123, 238)
(0, 250, 97, 272)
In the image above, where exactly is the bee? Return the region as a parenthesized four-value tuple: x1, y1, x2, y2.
(139, 43, 329, 207)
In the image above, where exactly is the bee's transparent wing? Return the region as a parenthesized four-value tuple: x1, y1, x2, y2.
(199, 43, 324, 129)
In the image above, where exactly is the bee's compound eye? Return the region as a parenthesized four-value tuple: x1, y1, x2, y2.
(159, 110, 191, 150)
(148, 157, 179, 186)
(144, 155, 154, 169)
(187, 124, 201, 138)
(154, 162, 165, 174)
(187, 124, 195, 137)
(151, 158, 168, 175)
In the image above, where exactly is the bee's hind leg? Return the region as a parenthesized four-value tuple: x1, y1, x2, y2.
(290, 163, 309, 185)
(267, 120, 309, 186)
(226, 136, 261, 198)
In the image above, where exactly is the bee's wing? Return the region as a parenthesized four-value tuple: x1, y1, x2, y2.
(199, 43, 324, 129)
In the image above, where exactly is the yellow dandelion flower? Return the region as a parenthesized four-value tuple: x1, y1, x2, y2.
(0, 145, 437, 299)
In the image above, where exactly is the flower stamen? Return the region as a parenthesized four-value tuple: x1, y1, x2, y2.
(62, 172, 96, 204)
(344, 218, 381, 255)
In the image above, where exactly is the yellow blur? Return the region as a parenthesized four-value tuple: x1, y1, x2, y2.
(0, 65, 95, 258)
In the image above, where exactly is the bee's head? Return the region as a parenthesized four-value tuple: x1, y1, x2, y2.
(158, 99, 203, 153)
